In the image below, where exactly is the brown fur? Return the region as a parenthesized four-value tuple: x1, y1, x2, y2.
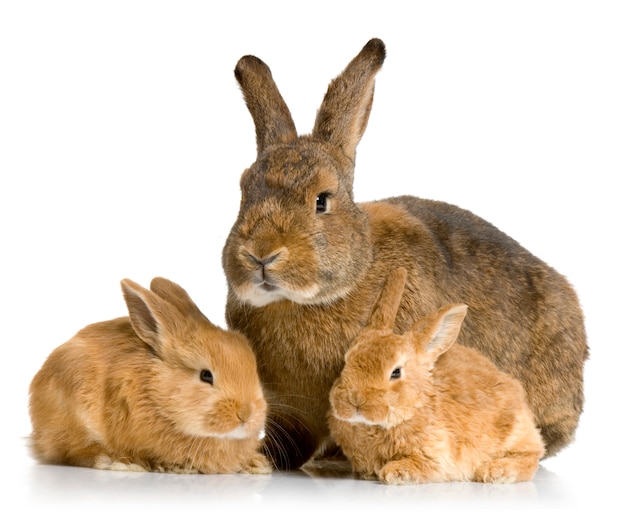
(222, 38, 588, 470)
(328, 268, 545, 484)
(29, 277, 271, 474)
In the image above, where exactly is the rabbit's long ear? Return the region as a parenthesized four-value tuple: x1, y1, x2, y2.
(312, 38, 386, 163)
(235, 55, 297, 154)
(149, 277, 213, 326)
(367, 267, 407, 332)
(412, 304, 468, 362)
(121, 279, 183, 354)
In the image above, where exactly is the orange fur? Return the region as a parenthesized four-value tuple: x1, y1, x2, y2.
(29, 278, 271, 474)
(328, 268, 545, 484)
(222, 38, 587, 470)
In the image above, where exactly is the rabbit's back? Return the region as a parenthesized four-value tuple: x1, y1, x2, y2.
(424, 344, 545, 481)
(434, 344, 539, 439)
(378, 195, 587, 363)
(29, 317, 142, 465)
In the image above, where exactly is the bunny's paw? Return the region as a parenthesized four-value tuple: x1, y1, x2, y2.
(378, 459, 428, 485)
(94, 454, 146, 472)
(242, 453, 273, 474)
(475, 460, 519, 484)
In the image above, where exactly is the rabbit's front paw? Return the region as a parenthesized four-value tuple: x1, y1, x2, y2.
(94, 454, 146, 472)
(378, 459, 428, 485)
(242, 453, 273, 474)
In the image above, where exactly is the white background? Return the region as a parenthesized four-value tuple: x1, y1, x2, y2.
(1, 1, 624, 516)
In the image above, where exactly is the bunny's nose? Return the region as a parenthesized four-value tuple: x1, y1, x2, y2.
(244, 249, 285, 289)
(248, 252, 280, 268)
(349, 392, 366, 412)
(237, 402, 254, 424)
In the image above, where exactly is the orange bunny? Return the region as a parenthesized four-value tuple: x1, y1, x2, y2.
(29, 277, 270, 474)
(328, 268, 545, 484)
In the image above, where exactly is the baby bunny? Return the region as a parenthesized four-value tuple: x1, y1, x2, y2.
(328, 268, 546, 484)
(29, 277, 271, 474)
(222, 38, 587, 469)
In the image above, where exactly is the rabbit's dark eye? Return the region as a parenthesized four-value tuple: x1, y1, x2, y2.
(200, 369, 214, 385)
(390, 367, 402, 380)
(316, 193, 329, 214)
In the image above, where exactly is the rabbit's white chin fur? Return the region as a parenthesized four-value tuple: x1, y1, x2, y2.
(209, 424, 259, 440)
(235, 282, 323, 307)
(235, 280, 360, 308)
(335, 412, 392, 430)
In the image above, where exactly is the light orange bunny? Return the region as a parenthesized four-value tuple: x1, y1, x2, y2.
(328, 268, 545, 484)
(29, 277, 271, 474)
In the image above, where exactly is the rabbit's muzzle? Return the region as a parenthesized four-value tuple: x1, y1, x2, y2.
(244, 249, 282, 289)
(331, 385, 390, 428)
(224, 230, 323, 306)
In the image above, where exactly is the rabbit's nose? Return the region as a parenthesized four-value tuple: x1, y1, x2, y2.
(349, 392, 366, 411)
(237, 403, 252, 423)
(244, 249, 286, 287)
(248, 252, 280, 268)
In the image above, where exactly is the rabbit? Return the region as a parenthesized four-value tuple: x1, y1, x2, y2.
(221, 37, 588, 470)
(328, 267, 546, 484)
(29, 276, 271, 475)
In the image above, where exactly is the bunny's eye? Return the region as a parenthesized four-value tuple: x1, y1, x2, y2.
(316, 192, 330, 214)
(200, 369, 214, 385)
(390, 367, 402, 380)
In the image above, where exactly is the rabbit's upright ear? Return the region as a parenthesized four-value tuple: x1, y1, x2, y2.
(312, 38, 386, 164)
(121, 279, 182, 353)
(149, 277, 213, 326)
(366, 267, 407, 332)
(235, 55, 298, 154)
(413, 304, 468, 363)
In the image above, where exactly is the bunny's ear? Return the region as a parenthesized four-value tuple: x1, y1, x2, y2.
(120, 278, 183, 353)
(412, 304, 468, 362)
(312, 38, 386, 164)
(149, 277, 213, 326)
(235, 55, 298, 154)
(366, 267, 407, 332)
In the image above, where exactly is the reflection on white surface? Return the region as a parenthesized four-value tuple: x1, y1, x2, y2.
(16, 441, 580, 517)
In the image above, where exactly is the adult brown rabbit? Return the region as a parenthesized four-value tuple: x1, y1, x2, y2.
(29, 277, 271, 474)
(222, 38, 588, 470)
(328, 267, 545, 484)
